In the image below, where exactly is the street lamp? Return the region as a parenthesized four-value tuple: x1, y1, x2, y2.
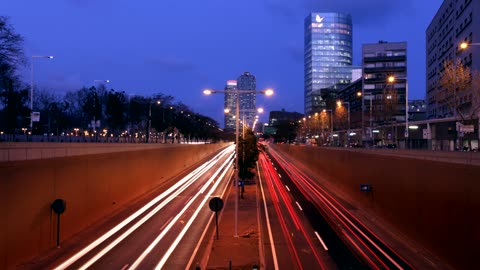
(203, 87, 274, 237)
(30, 55, 54, 132)
(322, 109, 333, 145)
(357, 91, 375, 146)
(336, 100, 350, 145)
(91, 79, 110, 137)
(460, 42, 480, 50)
(388, 75, 409, 147)
(147, 100, 161, 143)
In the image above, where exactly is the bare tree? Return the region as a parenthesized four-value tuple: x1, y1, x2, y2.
(0, 16, 25, 71)
(438, 59, 480, 149)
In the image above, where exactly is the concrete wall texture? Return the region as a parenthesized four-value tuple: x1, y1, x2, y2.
(0, 143, 229, 269)
(273, 145, 480, 269)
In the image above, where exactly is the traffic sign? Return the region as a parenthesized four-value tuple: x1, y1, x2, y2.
(360, 184, 372, 192)
(209, 197, 224, 240)
(209, 197, 224, 212)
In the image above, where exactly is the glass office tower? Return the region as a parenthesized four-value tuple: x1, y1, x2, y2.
(237, 71, 257, 128)
(224, 80, 237, 132)
(304, 12, 353, 115)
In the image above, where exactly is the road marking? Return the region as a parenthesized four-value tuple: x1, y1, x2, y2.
(314, 231, 329, 251)
(160, 217, 173, 231)
(285, 185, 290, 192)
(274, 167, 277, 171)
(121, 264, 129, 270)
(278, 174, 281, 178)
(295, 201, 303, 211)
(186, 169, 233, 270)
(258, 159, 280, 270)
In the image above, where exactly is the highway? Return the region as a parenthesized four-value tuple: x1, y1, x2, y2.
(257, 151, 337, 269)
(265, 146, 414, 269)
(47, 145, 235, 270)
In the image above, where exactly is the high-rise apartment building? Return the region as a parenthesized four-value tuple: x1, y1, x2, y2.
(224, 80, 237, 131)
(304, 12, 353, 116)
(426, 0, 480, 119)
(362, 41, 408, 126)
(237, 71, 257, 128)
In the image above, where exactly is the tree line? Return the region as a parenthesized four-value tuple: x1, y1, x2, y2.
(0, 16, 228, 142)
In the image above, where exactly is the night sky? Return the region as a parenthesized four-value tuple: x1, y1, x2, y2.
(4, 0, 443, 126)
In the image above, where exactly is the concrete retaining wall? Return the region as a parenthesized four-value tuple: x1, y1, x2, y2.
(273, 145, 480, 270)
(0, 143, 229, 269)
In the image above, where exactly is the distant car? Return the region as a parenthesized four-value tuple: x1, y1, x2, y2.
(386, 144, 397, 149)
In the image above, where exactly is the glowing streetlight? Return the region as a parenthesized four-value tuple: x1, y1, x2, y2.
(460, 42, 480, 50)
(337, 100, 350, 145)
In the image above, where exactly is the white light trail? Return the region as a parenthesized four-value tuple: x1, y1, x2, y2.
(155, 156, 233, 269)
(314, 231, 329, 251)
(295, 201, 303, 211)
(54, 145, 234, 270)
(129, 152, 234, 270)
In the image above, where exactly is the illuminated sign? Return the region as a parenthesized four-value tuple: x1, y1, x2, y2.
(315, 15, 324, 23)
(226, 80, 237, 86)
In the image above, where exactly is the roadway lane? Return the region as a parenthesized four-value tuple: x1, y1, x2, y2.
(257, 151, 337, 269)
(49, 145, 235, 270)
(265, 146, 414, 270)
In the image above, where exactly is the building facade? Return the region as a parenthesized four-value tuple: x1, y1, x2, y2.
(362, 41, 408, 128)
(224, 80, 237, 132)
(268, 109, 304, 126)
(237, 72, 257, 128)
(426, 0, 480, 119)
(304, 12, 353, 116)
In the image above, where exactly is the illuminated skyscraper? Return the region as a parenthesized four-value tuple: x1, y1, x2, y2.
(224, 80, 237, 131)
(304, 12, 353, 116)
(237, 71, 257, 128)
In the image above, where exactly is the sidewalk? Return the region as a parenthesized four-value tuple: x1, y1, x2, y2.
(205, 182, 261, 270)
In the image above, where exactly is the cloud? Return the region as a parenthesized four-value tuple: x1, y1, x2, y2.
(145, 56, 197, 73)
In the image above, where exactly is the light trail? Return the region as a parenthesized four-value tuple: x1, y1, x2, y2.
(155, 155, 233, 269)
(314, 231, 329, 251)
(54, 145, 234, 270)
(257, 161, 279, 270)
(185, 169, 234, 270)
(128, 151, 234, 270)
(267, 147, 412, 269)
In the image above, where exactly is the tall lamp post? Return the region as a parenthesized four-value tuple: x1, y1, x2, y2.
(322, 109, 333, 145)
(336, 100, 350, 146)
(203, 87, 273, 237)
(147, 100, 161, 143)
(92, 80, 110, 138)
(357, 91, 375, 146)
(388, 75, 408, 148)
(30, 55, 54, 132)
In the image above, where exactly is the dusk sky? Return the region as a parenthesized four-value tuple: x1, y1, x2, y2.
(4, 0, 443, 125)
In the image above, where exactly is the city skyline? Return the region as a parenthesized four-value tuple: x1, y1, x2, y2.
(4, 0, 444, 125)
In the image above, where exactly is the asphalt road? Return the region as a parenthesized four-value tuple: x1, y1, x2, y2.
(264, 147, 414, 269)
(34, 145, 235, 270)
